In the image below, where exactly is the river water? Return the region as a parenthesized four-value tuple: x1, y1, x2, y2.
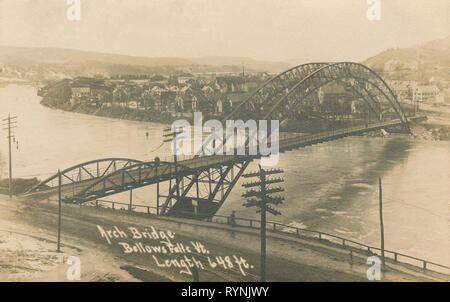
(0, 84, 448, 266)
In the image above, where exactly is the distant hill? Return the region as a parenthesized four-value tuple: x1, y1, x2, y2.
(0, 45, 198, 67)
(363, 35, 450, 80)
(190, 56, 291, 73)
(0, 46, 291, 81)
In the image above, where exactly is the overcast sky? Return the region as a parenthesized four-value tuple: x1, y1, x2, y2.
(0, 0, 448, 62)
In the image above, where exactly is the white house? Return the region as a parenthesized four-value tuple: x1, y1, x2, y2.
(413, 85, 440, 103)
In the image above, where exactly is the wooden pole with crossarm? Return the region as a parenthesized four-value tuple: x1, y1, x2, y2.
(242, 165, 284, 282)
(2, 113, 17, 199)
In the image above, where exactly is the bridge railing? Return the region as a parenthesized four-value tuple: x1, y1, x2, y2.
(148, 120, 403, 164)
(89, 199, 161, 215)
(208, 214, 450, 274)
(277, 119, 402, 146)
(85, 199, 449, 275)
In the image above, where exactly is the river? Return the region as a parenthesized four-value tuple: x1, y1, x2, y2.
(0, 84, 448, 266)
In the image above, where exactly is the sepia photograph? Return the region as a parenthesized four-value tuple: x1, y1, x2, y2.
(0, 0, 449, 288)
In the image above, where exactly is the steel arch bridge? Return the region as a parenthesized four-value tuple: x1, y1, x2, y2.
(222, 61, 408, 127)
(26, 62, 415, 218)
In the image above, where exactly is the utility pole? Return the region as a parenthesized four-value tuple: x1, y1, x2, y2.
(378, 176, 385, 269)
(129, 188, 133, 211)
(57, 169, 62, 253)
(2, 114, 17, 199)
(163, 127, 184, 207)
(242, 165, 284, 282)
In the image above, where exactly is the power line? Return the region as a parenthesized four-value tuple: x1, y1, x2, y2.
(2, 113, 17, 198)
(241, 165, 284, 282)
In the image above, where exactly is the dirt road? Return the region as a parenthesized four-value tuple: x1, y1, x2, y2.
(0, 195, 447, 282)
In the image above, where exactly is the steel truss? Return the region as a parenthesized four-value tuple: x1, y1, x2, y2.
(160, 159, 251, 218)
(27, 158, 143, 193)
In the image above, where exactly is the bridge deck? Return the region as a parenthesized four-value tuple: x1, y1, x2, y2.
(27, 118, 407, 203)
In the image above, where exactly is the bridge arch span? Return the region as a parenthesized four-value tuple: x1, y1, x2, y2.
(224, 62, 409, 132)
(27, 158, 143, 193)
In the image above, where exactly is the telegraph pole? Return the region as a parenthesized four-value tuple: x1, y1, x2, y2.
(163, 128, 184, 206)
(155, 156, 160, 215)
(378, 176, 385, 269)
(57, 169, 62, 253)
(2, 114, 17, 198)
(242, 165, 284, 282)
(129, 188, 133, 211)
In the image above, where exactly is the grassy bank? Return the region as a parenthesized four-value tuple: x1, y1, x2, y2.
(0, 178, 40, 195)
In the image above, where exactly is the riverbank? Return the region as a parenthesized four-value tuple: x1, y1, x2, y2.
(41, 95, 450, 141)
(1, 194, 447, 282)
(41, 98, 177, 125)
(0, 178, 40, 195)
(414, 105, 450, 140)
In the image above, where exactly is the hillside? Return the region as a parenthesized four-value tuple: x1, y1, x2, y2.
(363, 35, 450, 80)
(0, 46, 290, 81)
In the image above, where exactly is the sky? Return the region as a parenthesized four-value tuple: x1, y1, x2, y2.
(0, 0, 449, 62)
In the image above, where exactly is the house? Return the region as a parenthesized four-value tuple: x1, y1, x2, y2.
(318, 84, 347, 105)
(215, 98, 223, 114)
(175, 95, 184, 111)
(70, 86, 91, 105)
(179, 75, 196, 84)
(413, 85, 440, 103)
(388, 81, 412, 101)
(191, 96, 198, 111)
(71, 86, 91, 98)
(215, 76, 248, 93)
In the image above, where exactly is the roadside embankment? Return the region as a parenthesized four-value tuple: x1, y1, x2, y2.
(0, 178, 40, 195)
(1, 194, 448, 282)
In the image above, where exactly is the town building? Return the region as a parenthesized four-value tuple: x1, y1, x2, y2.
(412, 85, 440, 103)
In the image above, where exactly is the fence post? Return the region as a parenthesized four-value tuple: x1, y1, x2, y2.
(296, 228, 299, 237)
(112, 202, 115, 210)
(423, 261, 427, 270)
(273, 223, 276, 231)
(147, 207, 150, 214)
(318, 232, 322, 240)
(394, 253, 398, 262)
(95, 200, 98, 208)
